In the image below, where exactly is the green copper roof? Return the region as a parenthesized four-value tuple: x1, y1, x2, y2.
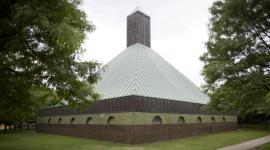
(95, 43, 209, 104)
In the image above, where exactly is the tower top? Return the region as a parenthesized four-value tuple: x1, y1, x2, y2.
(129, 6, 149, 17)
(127, 7, 151, 47)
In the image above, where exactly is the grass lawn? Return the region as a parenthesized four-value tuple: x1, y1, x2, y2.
(255, 142, 270, 150)
(0, 129, 269, 150)
(257, 143, 270, 150)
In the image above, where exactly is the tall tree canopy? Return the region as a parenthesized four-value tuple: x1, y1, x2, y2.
(201, 0, 270, 116)
(0, 0, 100, 124)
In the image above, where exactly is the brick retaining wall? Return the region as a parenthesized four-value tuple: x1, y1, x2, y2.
(36, 122, 238, 144)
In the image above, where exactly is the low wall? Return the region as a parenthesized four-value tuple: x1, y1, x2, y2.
(36, 122, 238, 144)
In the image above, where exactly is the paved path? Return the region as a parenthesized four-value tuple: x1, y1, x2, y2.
(218, 135, 270, 150)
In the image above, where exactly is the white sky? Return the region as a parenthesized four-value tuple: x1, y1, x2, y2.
(80, 0, 214, 87)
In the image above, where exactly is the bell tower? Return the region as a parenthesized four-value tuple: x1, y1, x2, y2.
(127, 7, 151, 47)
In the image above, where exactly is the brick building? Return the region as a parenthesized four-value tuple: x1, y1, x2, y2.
(36, 8, 238, 144)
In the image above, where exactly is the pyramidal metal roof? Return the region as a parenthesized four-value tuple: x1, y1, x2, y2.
(95, 43, 209, 104)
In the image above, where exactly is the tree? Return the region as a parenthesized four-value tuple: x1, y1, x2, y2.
(0, 0, 100, 129)
(201, 0, 270, 116)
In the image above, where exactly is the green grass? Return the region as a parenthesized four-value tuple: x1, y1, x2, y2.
(257, 143, 270, 150)
(0, 129, 269, 150)
(255, 142, 270, 150)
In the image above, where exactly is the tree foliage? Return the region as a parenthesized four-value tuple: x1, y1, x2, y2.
(201, 0, 270, 116)
(0, 0, 100, 124)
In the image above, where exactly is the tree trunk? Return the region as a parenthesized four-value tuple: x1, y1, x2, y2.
(19, 122, 23, 130)
(4, 123, 7, 133)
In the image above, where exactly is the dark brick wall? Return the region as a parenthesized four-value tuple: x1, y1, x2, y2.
(38, 95, 234, 117)
(36, 122, 238, 144)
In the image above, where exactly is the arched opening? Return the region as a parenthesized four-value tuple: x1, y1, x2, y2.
(211, 117, 215, 123)
(48, 118, 52, 124)
(152, 116, 162, 124)
(177, 116, 185, 124)
(197, 116, 202, 123)
(70, 118, 75, 124)
(58, 118, 62, 124)
(222, 117, 226, 122)
(86, 117, 92, 125)
(107, 116, 115, 124)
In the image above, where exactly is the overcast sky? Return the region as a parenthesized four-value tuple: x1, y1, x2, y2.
(80, 0, 214, 87)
